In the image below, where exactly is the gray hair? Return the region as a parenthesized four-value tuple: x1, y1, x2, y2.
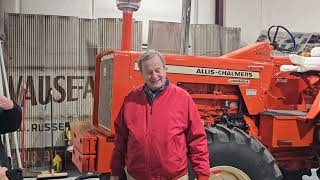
(138, 50, 166, 71)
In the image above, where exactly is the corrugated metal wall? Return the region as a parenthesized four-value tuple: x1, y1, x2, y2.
(190, 24, 221, 56)
(148, 21, 241, 56)
(98, 18, 142, 52)
(0, 13, 4, 39)
(219, 26, 241, 55)
(4, 13, 142, 170)
(148, 21, 181, 54)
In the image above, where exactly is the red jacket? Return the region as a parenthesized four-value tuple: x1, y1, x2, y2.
(111, 84, 210, 179)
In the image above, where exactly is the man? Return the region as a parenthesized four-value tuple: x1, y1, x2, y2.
(110, 50, 210, 180)
(0, 95, 22, 180)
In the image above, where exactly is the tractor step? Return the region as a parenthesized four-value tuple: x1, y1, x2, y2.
(263, 109, 308, 116)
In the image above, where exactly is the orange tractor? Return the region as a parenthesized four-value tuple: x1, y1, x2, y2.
(72, 2, 320, 180)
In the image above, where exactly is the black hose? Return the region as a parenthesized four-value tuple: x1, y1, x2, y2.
(74, 173, 109, 180)
(74, 174, 99, 180)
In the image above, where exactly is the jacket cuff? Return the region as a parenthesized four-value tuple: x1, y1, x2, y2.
(110, 171, 121, 176)
(110, 169, 122, 176)
(197, 175, 209, 180)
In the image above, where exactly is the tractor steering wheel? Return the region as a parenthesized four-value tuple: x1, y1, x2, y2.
(267, 25, 296, 53)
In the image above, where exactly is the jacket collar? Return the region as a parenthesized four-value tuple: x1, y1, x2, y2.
(143, 78, 169, 103)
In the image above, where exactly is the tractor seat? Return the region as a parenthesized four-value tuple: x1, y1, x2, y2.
(280, 54, 320, 72)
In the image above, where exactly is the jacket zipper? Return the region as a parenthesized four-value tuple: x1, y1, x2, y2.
(147, 103, 153, 177)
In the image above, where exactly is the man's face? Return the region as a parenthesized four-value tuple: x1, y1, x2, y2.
(141, 55, 166, 91)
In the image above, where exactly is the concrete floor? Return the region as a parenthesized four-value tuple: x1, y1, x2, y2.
(23, 169, 319, 180)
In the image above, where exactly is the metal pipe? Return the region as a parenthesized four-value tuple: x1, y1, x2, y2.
(180, 0, 191, 55)
(21, 83, 26, 168)
(121, 12, 133, 51)
(194, 0, 199, 24)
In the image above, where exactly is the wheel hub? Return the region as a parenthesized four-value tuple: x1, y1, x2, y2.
(210, 166, 251, 180)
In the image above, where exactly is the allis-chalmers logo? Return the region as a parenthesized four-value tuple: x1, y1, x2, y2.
(134, 63, 259, 79)
(195, 68, 254, 78)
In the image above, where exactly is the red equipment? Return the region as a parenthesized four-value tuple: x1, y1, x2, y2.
(71, 3, 320, 179)
(73, 42, 320, 179)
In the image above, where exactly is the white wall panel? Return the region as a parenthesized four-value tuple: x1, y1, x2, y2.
(20, 0, 92, 18)
(225, 0, 320, 44)
(225, 0, 262, 45)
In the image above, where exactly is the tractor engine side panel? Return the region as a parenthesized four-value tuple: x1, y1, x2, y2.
(176, 82, 240, 125)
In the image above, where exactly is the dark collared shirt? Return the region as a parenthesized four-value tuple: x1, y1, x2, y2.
(143, 78, 169, 103)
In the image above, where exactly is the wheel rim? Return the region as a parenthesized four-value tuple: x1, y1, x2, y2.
(209, 166, 251, 180)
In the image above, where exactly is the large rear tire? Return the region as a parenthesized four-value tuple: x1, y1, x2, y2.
(205, 124, 283, 180)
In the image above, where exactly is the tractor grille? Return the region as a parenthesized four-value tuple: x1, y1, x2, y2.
(98, 56, 114, 130)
